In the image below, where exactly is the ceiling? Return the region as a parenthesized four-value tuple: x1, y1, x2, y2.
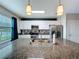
(0, 0, 79, 18)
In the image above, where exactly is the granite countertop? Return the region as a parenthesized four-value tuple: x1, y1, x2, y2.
(19, 29, 50, 35)
(5, 39, 79, 59)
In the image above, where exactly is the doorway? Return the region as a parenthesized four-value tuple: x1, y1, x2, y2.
(67, 19, 79, 43)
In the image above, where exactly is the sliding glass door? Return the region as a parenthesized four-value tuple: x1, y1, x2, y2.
(0, 14, 12, 44)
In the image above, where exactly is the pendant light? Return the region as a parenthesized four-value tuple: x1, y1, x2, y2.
(57, 0, 64, 16)
(26, 0, 32, 15)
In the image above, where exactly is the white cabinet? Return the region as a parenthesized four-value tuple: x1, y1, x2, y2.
(19, 35, 50, 39)
(19, 35, 30, 39)
(38, 35, 50, 38)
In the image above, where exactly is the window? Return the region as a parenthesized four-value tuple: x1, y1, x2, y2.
(0, 15, 12, 43)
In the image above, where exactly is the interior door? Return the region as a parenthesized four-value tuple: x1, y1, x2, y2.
(67, 19, 79, 43)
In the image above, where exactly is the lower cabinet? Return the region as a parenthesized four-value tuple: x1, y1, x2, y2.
(18, 35, 50, 39)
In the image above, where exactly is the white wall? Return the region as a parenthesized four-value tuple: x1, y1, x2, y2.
(57, 14, 79, 43)
(57, 15, 67, 39)
(66, 14, 79, 43)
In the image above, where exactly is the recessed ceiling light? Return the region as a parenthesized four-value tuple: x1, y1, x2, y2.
(32, 11, 45, 13)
